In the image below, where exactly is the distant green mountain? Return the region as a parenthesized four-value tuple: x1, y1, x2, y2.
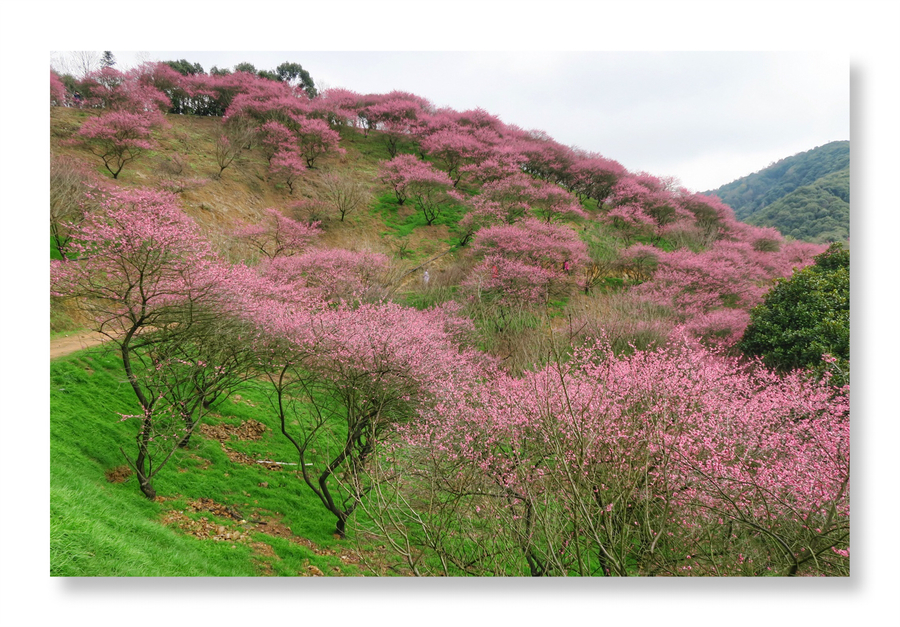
(704, 141, 849, 242)
(745, 169, 849, 243)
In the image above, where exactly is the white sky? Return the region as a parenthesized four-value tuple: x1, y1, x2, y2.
(2, 1, 899, 626)
(93, 50, 848, 192)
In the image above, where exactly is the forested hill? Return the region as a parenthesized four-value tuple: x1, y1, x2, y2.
(704, 141, 849, 242)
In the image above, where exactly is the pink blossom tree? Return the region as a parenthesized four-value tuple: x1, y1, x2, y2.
(512, 128, 577, 185)
(130, 61, 194, 115)
(603, 173, 688, 242)
(379, 154, 454, 224)
(234, 207, 320, 260)
(77, 66, 170, 112)
(360, 340, 849, 576)
(50, 70, 67, 106)
(630, 239, 822, 346)
(256, 301, 481, 537)
(290, 115, 345, 167)
(470, 218, 589, 271)
(569, 154, 627, 206)
(528, 181, 588, 223)
(454, 173, 552, 245)
(268, 149, 307, 194)
(260, 247, 390, 303)
(420, 126, 490, 186)
(365, 97, 425, 157)
(257, 120, 296, 164)
(309, 88, 363, 127)
(463, 255, 563, 310)
(463, 219, 589, 325)
(73, 109, 165, 179)
(50, 187, 245, 499)
(187, 70, 295, 117)
(459, 148, 527, 185)
(678, 191, 739, 243)
(358, 91, 432, 141)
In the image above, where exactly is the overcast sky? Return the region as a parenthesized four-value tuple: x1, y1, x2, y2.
(83, 50, 848, 192)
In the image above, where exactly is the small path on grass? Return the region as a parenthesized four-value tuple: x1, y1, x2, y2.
(51, 331, 107, 359)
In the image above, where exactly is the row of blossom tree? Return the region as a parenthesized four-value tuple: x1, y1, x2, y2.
(52, 62, 826, 340)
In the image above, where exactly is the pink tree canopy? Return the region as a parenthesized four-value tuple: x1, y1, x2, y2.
(234, 207, 321, 259)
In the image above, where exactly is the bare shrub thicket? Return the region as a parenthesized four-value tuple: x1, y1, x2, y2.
(50, 155, 100, 259)
(311, 170, 374, 222)
(563, 292, 673, 354)
(214, 117, 255, 179)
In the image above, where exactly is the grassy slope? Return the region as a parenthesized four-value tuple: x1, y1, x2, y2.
(50, 347, 403, 576)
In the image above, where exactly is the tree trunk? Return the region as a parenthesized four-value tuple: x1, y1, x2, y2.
(138, 475, 157, 500)
(134, 441, 156, 499)
(335, 515, 347, 538)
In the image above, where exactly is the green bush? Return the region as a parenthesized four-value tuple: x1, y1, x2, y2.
(739, 243, 849, 385)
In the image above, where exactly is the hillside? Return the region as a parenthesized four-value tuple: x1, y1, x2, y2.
(704, 140, 849, 242)
(48, 64, 849, 577)
(746, 169, 849, 242)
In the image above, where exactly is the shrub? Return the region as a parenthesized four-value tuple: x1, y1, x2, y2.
(739, 243, 849, 384)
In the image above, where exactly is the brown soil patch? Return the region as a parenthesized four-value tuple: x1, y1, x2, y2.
(185, 497, 246, 520)
(199, 420, 286, 471)
(199, 419, 266, 442)
(250, 541, 277, 558)
(302, 562, 325, 576)
(162, 510, 249, 543)
(50, 331, 107, 359)
(104, 465, 132, 483)
(219, 443, 283, 471)
(252, 514, 402, 576)
(160, 497, 405, 576)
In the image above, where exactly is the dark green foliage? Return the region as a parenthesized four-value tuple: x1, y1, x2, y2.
(747, 169, 849, 242)
(275, 62, 317, 98)
(164, 59, 205, 76)
(59, 73, 79, 97)
(233, 62, 258, 74)
(101, 51, 116, 68)
(706, 141, 849, 221)
(740, 243, 849, 384)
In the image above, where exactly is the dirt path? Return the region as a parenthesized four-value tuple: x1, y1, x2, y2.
(50, 331, 107, 359)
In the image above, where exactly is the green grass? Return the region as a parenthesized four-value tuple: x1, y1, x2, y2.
(51, 233, 64, 261)
(374, 193, 466, 261)
(632, 233, 677, 252)
(337, 126, 424, 164)
(50, 346, 398, 576)
(398, 285, 459, 310)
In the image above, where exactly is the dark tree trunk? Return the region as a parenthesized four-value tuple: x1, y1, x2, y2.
(335, 515, 347, 538)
